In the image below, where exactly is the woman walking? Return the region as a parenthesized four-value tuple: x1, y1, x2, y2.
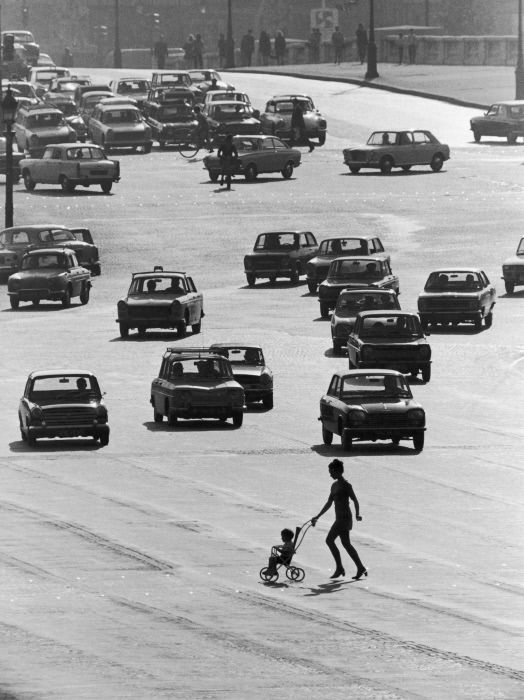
(218, 134, 238, 190)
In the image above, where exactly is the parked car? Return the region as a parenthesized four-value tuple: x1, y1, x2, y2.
(21, 142, 120, 193)
(319, 369, 426, 451)
(347, 311, 432, 382)
(1, 79, 40, 105)
(48, 76, 92, 100)
(331, 288, 400, 353)
(417, 268, 496, 331)
(73, 83, 111, 106)
(150, 347, 245, 426)
(78, 90, 115, 121)
(7, 247, 91, 309)
(116, 267, 204, 338)
(0, 224, 101, 277)
(203, 91, 251, 109)
(501, 237, 524, 294)
(203, 135, 301, 182)
(187, 69, 234, 98)
(14, 104, 76, 156)
(343, 130, 450, 174)
(87, 102, 153, 153)
(306, 236, 386, 294)
(143, 99, 196, 148)
(470, 101, 524, 144)
(18, 370, 109, 446)
(28, 66, 71, 97)
(42, 93, 88, 141)
(210, 344, 273, 408)
(203, 101, 262, 141)
(0, 136, 24, 182)
(260, 94, 327, 146)
(109, 77, 151, 107)
(244, 231, 318, 286)
(318, 255, 399, 318)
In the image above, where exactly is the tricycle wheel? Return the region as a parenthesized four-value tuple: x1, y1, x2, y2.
(260, 567, 278, 582)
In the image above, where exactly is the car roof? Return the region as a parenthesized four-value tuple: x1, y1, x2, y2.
(356, 310, 415, 318)
(24, 246, 75, 255)
(42, 142, 97, 148)
(208, 100, 248, 106)
(163, 347, 224, 359)
(2, 224, 71, 233)
(96, 101, 139, 110)
(210, 343, 262, 350)
(330, 255, 387, 262)
(428, 268, 483, 274)
(339, 287, 395, 295)
(28, 369, 96, 379)
(256, 230, 311, 236)
(272, 94, 311, 99)
(320, 236, 378, 243)
(132, 271, 186, 277)
(489, 100, 524, 106)
(19, 105, 63, 115)
(332, 369, 404, 379)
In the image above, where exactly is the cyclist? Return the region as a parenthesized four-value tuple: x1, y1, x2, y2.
(192, 105, 213, 152)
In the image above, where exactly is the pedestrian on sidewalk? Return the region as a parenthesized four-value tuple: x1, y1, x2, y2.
(184, 34, 195, 69)
(308, 28, 321, 63)
(259, 29, 271, 65)
(397, 32, 408, 65)
(356, 23, 368, 64)
(218, 33, 227, 68)
(311, 459, 367, 580)
(154, 34, 168, 69)
(194, 33, 204, 68)
(240, 29, 255, 66)
(331, 26, 345, 65)
(408, 29, 418, 64)
(274, 30, 286, 65)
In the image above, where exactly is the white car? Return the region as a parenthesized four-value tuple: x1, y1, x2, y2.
(29, 66, 71, 97)
(203, 91, 251, 109)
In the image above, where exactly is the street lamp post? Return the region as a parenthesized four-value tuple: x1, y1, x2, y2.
(516, 0, 524, 99)
(365, 0, 379, 80)
(114, 0, 122, 69)
(225, 0, 235, 69)
(2, 87, 18, 228)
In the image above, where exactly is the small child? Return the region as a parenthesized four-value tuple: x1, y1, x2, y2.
(266, 528, 295, 575)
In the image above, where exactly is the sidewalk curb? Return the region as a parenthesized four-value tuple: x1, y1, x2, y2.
(227, 68, 489, 110)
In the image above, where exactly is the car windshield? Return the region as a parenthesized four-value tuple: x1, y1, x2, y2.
(359, 314, 423, 339)
(29, 375, 100, 404)
(424, 271, 482, 292)
(102, 109, 141, 123)
(159, 104, 192, 119)
(34, 71, 61, 84)
(341, 373, 411, 399)
(319, 239, 367, 256)
(129, 275, 186, 294)
(275, 99, 312, 112)
(255, 233, 298, 251)
(166, 357, 232, 380)
(210, 104, 250, 120)
(158, 74, 190, 87)
(21, 253, 66, 270)
(37, 229, 75, 243)
(66, 147, 105, 160)
(27, 112, 64, 128)
(213, 347, 264, 365)
(212, 92, 246, 103)
(328, 258, 382, 279)
(11, 31, 35, 43)
(335, 293, 397, 318)
(8, 83, 35, 98)
(55, 101, 78, 116)
(118, 80, 150, 93)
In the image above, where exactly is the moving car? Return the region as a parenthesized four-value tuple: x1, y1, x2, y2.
(319, 369, 426, 451)
(203, 101, 262, 140)
(14, 105, 76, 157)
(48, 76, 92, 99)
(187, 69, 234, 97)
(501, 237, 524, 294)
(343, 130, 450, 174)
(42, 93, 88, 142)
(244, 231, 318, 286)
(150, 347, 245, 426)
(260, 94, 327, 146)
(203, 135, 301, 182)
(306, 236, 386, 294)
(143, 99, 196, 148)
(87, 102, 153, 153)
(109, 77, 151, 107)
(347, 311, 432, 382)
(18, 370, 109, 446)
(74, 83, 111, 105)
(0, 224, 101, 277)
(331, 288, 400, 353)
(318, 255, 399, 318)
(203, 91, 251, 109)
(21, 143, 120, 193)
(210, 344, 273, 408)
(77, 90, 115, 121)
(1, 79, 40, 105)
(417, 269, 496, 331)
(470, 101, 524, 144)
(28, 66, 71, 97)
(117, 267, 204, 338)
(7, 247, 91, 309)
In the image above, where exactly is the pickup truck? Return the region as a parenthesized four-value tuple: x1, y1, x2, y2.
(21, 142, 120, 193)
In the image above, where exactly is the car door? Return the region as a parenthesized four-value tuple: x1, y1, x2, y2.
(479, 271, 495, 311)
(483, 104, 502, 136)
(88, 107, 103, 143)
(300, 232, 318, 264)
(151, 357, 171, 414)
(347, 318, 362, 367)
(395, 131, 416, 165)
(412, 131, 434, 164)
(67, 253, 85, 295)
(382, 260, 399, 292)
(185, 276, 202, 324)
(320, 375, 340, 432)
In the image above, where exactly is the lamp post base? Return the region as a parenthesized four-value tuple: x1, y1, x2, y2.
(365, 41, 379, 81)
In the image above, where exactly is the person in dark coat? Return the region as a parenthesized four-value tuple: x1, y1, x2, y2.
(274, 30, 286, 65)
(154, 34, 168, 69)
(218, 134, 238, 190)
(291, 99, 315, 152)
(259, 30, 271, 66)
(356, 23, 368, 64)
(183, 34, 195, 68)
(240, 29, 255, 66)
(217, 33, 227, 68)
(308, 28, 321, 63)
(194, 34, 204, 68)
(331, 26, 344, 65)
(61, 47, 74, 67)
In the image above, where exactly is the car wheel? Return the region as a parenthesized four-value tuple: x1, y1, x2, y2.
(137, 325, 146, 337)
(410, 369, 418, 379)
(98, 430, 109, 447)
(31, 298, 40, 307)
(322, 424, 333, 445)
(473, 128, 481, 143)
(101, 181, 113, 194)
(332, 340, 343, 354)
(341, 428, 353, 451)
(262, 393, 273, 410)
(391, 437, 401, 446)
(209, 171, 219, 182)
(167, 411, 178, 426)
(320, 302, 330, 319)
(10, 295, 20, 309)
(80, 284, 90, 305)
(413, 431, 424, 452)
(290, 267, 299, 284)
(430, 153, 444, 172)
(60, 175, 76, 192)
(349, 166, 360, 174)
(27, 435, 37, 447)
(232, 411, 243, 427)
(268, 274, 277, 285)
(507, 132, 517, 145)
(504, 280, 515, 294)
(318, 133, 326, 146)
(420, 316, 429, 332)
(401, 165, 412, 172)
(154, 410, 163, 423)
(307, 280, 317, 294)
(484, 311, 493, 328)
(192, 317, 202, 334)
(246, 273, 256, 286)
(23, 170, 36, 191)
(380, 156, 393, 174)
(421, 365, 431, 383)
(281, 161, 294, 179)
(61, 288, 71, 308)
(474, 316, 483, 331)
(119, 322, 129, 338)
(177, 319, 187, 337)
(143, 142, 152, 154)
(245, 164, 257, 181)
(158, 140, 166, 149)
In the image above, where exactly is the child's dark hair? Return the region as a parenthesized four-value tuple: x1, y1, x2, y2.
(329, 458, 344, 474)
(281, 528, 294, 541)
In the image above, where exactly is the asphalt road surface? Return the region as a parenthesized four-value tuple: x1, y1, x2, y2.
(0, 71, 523, 699)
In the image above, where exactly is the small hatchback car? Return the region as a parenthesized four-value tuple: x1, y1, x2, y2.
(331, 288, 400, 353)
(244, 231, 318, 285)
(210, 344, 273, 408)
(501, 237, 524, 294)
(19, 370, 109, 446)
(470, 101, 524, 144)
(319, 369, 426, 451)
(14, 104, 77, 157)
(150, 347, 245, 426)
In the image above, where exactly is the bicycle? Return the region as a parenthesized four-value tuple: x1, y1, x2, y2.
(176, 130, 213, 159)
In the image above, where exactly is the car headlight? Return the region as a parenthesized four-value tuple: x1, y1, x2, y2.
(417, 299, 427, 311)
(260, 372, 272, 386)
(30, 406, 43, 422)
(418, 345, 431, 360)
(95, 405, 108, 422)
(9, 278, 20, 290)
(117, 300, 128, 317)
(361, 345, 375, 361)
(347, 409, 366, 426)
(306, 262, 315, 274)
(407, 409, 425, 426)
(107, 129, 114, 138)
(244, 257, 253, 269)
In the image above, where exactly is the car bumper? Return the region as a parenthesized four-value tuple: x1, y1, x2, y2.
(105, 140, 152, 149)
(418, 311, 482, 322)
(245, 388, 272, 402)
(170, 405, 245, 419)
(9, 289, 66, 302)
(26, 423, 109, 439)
(356, 360, 431, 373)
(245, 268, 293, 278)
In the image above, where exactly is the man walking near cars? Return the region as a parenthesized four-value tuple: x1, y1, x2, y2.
(240, 29, 255, 66)
(331, 26, 345, 65)
(355, 23, 368, 64)
(154, 34, 168, 69)
(291, 99, 315, 152)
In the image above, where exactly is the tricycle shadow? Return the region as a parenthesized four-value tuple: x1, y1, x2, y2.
(109, 330, 184, 342)
(240, 280, 305, 290)
(341, 169, 441, 177)
(310, 442, 419, 456)
(9, 438, 102, 453)
(143, 419, 240, 432)
(21, 188, 112, 197)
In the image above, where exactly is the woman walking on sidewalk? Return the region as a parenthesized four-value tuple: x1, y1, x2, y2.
(311, 459, 367, 580)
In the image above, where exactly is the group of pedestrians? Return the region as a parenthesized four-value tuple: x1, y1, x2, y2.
(396, 29, 418, 64)
(217, 28, 286, 67)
